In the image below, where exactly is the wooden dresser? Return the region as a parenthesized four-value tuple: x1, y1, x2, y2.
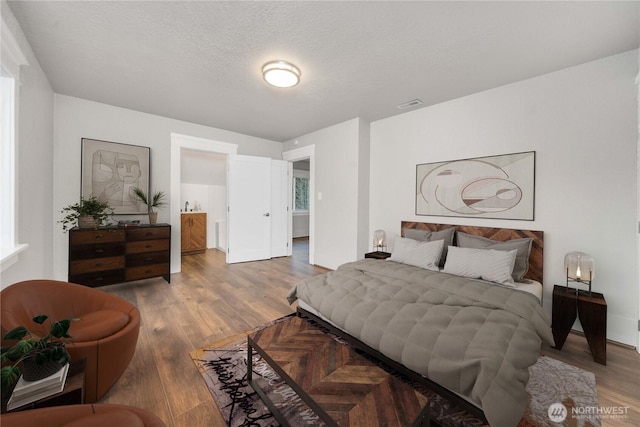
(68, 224, 171, 287)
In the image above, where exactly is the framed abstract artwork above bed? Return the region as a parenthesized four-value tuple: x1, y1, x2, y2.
(416, 151, 535, 220)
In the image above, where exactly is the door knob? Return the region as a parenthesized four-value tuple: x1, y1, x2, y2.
(263, 213, 270, 217)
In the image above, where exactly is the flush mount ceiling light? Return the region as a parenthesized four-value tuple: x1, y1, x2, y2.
(262, 60, 301, 88)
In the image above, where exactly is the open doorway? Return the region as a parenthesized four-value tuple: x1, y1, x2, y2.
(283, 145, 315, 265)
(169, 133, 238, 274)
(292, 160, 310, 263)
(180, 149, 227, 256)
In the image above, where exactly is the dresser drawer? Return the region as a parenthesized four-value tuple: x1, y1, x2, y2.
(69, 242, 126, 260)
(126, 227, 170, 241)
(127, 251, 170, 267)
(127, 239, 170, 254)
(125, 263, 169, 281)
(69, 269, 125, 288)
(70, 256, 125, 275)
(70, 229, 125, 244)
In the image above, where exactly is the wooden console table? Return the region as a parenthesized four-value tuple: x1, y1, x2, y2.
(248, 316, 430, 427)
(552, 285, 607, 365)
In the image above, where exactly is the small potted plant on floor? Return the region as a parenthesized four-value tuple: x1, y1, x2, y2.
(1, 314, 74, 392)
(60, 196, 113, 231)
(131, 187, 167, 224)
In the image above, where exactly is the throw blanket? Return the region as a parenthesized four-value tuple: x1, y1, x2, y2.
(287, 259, 554, 427)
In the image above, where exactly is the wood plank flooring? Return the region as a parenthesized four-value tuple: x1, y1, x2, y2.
(98, 240, 639, 426)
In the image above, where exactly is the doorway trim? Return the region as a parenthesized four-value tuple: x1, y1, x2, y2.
(283, 145, 315, 265)
(170, 133, 238, 273)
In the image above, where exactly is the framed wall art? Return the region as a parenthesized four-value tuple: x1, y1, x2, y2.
(416, 151, 535, 220)
(81, 138, 150, 214)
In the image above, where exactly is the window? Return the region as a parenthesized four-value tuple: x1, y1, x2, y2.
(1, 20, 29, 271)
(292, 170, 310, 212)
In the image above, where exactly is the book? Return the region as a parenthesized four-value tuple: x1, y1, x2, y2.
(7, 363, 69, 410)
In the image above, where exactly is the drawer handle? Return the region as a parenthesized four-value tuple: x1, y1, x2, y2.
(95, 249, 104, 253)
(145, 232, 153, 237)
(145, 257, 153, 261)
(145, 270, 151, 274)
(95, 263, 102, 267)
(145, 244, 152, 248)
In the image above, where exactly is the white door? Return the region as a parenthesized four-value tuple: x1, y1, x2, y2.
(226, 155, 289, 263)
(227, 155, 271, 263)
(271, 160, 289, 258)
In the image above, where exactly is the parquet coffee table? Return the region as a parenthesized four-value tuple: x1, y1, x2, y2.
(248, 315, 430, 427)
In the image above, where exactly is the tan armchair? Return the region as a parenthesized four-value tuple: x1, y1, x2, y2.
(0, 403, 165, 426)
(1, 280, 140, 403)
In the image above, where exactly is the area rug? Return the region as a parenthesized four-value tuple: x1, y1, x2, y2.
(190, 316, 599, 427)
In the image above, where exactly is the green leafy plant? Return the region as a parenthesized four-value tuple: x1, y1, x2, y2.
(131, 187, 167, 213)
(1, 315, 74, 387)
(59, 196, 113, 231)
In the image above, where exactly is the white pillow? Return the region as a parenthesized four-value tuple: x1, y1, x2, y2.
(443, 246, 517, 286)
(390, 236, 443, 271)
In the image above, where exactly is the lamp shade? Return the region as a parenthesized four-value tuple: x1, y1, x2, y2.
(564, 251, 595, 281)
(373, 230, 386, 249)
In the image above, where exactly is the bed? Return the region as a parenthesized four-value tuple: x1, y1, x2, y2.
(287, 221, 553, 427)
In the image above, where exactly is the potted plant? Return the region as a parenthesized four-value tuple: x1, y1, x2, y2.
(60, 196, 113, 231)
(1, 315, 74, 392)
(131, 187, 166, 224)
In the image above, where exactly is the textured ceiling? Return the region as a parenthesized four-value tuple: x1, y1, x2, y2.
(7, 1, 639, 142)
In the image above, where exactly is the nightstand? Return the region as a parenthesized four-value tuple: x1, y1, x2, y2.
(552, 285, 607, 365)
(364, 251, 391, 259)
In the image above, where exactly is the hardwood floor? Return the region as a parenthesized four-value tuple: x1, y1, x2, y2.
(99, 239, 325, 426)
(98, 241, 639, 426)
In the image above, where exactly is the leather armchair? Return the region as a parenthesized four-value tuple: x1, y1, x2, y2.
(0, 403, 165, 426)
(1, 280, 140, 403)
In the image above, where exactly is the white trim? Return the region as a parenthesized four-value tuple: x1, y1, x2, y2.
(170, 133, 238, 273)
(170, 133, 238, 154)
(283, 145, 315, 265)
(0, 243, 28, 272)
(0, 23, 28, 272)
(1, 17, 28, 78)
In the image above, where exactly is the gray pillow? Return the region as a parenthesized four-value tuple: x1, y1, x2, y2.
(455, 231, 533, 282)
(402, 227, 456, 268)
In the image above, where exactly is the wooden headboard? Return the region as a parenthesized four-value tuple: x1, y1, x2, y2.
(401, 221, 543, 284)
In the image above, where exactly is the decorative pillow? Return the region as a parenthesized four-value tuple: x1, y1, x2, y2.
(443, 246, 517, 286)
(456, 231, 533, 282)
(390, 236, 444, 271)
(402, 227, 456, 267)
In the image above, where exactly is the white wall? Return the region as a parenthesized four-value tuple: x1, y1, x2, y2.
(0, 3, 55, 289)
(283, 118, 370, 270)
(370, 50, 639, 346)
(53, 95, 283, 281)
(292, 213, 310, 238)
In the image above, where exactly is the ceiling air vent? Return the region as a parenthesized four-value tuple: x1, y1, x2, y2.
(397, 99, 423, 110)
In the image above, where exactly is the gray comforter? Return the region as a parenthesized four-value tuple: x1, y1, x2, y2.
(287, 259, 554, 427)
